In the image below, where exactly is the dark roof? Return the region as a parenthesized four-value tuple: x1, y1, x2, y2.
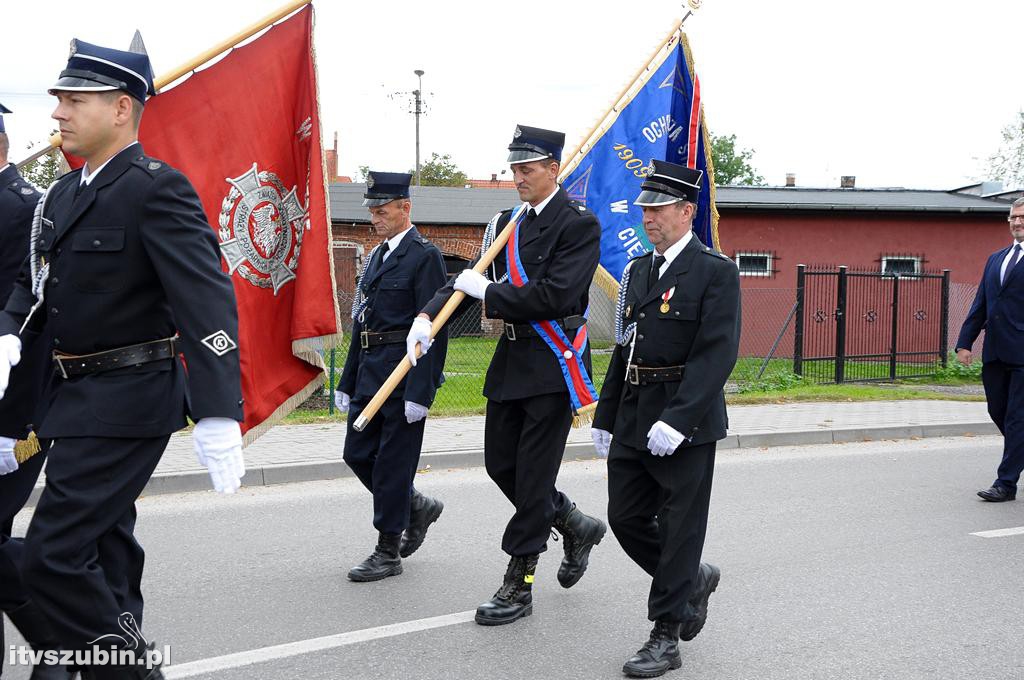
(715, 186, 1008, 213)
(328, 183, 1009, 225)
(330, 183, 519, 225)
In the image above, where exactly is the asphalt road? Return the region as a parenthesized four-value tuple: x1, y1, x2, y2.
(4, 435, 1024, 680)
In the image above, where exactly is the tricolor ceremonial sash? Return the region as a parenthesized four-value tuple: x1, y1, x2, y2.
(504, 209, 599, 424)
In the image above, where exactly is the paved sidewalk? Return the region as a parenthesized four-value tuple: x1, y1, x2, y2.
(132, 399, 995, 496)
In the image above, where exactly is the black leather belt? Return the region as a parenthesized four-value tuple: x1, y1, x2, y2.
(360, 329, 407, 349)
(504, 315, 585, 341)
(627, 364, 685, 385)
(53, 337, 178, 379)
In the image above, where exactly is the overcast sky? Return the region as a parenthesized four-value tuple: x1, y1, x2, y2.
(4, 0, 1022, 190)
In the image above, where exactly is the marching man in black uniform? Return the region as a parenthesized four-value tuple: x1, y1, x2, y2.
(0, 104, 77, 679)
(592, 160, 740, 678)
(0, 40, 244, 680)
(336, 171, 448, 582)
(407, 125, 607, 625)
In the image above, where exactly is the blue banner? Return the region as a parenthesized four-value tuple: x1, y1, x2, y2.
(561, 36, 717, 281)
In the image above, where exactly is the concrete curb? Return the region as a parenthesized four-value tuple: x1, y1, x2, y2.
(20, 421, 1000, 506)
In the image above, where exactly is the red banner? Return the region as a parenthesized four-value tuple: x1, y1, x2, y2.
(138, 5, 340, 442)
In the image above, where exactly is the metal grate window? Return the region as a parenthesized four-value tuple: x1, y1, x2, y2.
(881, 255, 921, 276)
(735, 252, 773, 277)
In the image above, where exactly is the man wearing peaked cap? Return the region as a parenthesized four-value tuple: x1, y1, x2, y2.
(335, 171, 448, 582)
(0, 104, 79, 680)
(0, 38, 244, 679)
(407, 124, 607, 626)
(593, 158, 740, 678)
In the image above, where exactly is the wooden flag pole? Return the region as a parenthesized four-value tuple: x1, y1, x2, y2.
(17, 0, 311, 169)
(352, 204, 529, 432)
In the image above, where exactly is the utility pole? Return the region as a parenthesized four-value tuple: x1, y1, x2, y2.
(413, 69, 424, 186)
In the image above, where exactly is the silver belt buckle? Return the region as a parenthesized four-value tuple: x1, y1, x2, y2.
(504, 323, 517, 341)
(627, 365, 640, 385)
(360, 331, 370, 349)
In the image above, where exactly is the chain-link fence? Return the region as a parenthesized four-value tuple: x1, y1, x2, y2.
(319, 267, 984, 414)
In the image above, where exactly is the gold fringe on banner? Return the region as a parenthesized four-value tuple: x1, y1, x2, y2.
(572, 402, 598, 429)
(14, 432, 41, 464)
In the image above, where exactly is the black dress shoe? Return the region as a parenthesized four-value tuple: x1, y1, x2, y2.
(978, 485, 1016, 502)
(679, 563, 720, 641)
(622, 621, 682, 678)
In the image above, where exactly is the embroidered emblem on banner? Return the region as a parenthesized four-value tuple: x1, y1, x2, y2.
(201, 330, 238, 356)
(219, 163, 308, 295)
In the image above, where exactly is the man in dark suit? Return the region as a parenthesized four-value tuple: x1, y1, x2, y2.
(336, 171, 448, 582)
(0, 39, 244, 679)
(956, 197, 1024, 503)
(406, 125, 607, 626)
(592, 160, 740, 678)
(0, 103, 78, 680)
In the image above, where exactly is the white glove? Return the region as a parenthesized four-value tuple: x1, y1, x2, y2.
(0, 334, 22, 400)
(405, 401, 429, 424)
(453, 269, 491, 300)
(406, 316, 434, 367)
(592, 428, 612, 458)
(647, 420, 686, 457)
(0, 437, 18, 476)
(335, 390, 350, 414)
(193, 417, 245, 494)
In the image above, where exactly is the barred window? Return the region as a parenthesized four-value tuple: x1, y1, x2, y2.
(734, 252, 772, 277)
(881, 255, 921, 276)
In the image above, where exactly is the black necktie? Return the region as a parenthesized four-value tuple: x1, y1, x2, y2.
(522, 208, 537, 228)
(650, 255, 666, 284)
(1004, 244, 1022, 285)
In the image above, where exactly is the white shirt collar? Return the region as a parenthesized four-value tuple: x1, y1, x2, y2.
(654, 230, 693, 273)
(80, 141, 139, 186)
(382, 225, 414, 259)
(527, 186, 559, 216)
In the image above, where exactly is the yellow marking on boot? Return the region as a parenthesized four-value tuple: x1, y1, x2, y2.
(524, 574, 534, 584)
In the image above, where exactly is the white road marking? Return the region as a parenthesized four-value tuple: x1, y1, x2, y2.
(162, 610, 476, 678)
(970, 526, 1024, 539)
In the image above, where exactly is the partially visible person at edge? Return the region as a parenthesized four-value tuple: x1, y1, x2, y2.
(0, 38, 245, 680)
(956, 197, 1024, 503)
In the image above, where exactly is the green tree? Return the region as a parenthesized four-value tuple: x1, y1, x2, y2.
(709, 132, 764, 186)
(19, 142, 64, 190)
(356, 165, 370, 182)
(411, 152, 468, 187)
(986, 110, 1024, 189)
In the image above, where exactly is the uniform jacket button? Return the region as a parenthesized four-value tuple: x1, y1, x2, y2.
(92, 239, 102, 248)
(639, 312, 646, 319)
(50, 307, 59, 315)
(637, 334, 644, 341)
(53, 338, 60, 346)
(51, 276, 59, 285)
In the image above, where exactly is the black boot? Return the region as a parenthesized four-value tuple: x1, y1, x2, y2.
(83, 642, 164, 680)
(347, 532, 403, 582)
(399, 491, 444, 558)
(6, 601, 77, 679)
(474, 555, 538, 626)
(552, 502, 606, 588)
(622, 620, 682, 678)
(679, 563, 720, 642)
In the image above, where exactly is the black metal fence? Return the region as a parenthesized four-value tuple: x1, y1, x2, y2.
(793, 265, 951, 383)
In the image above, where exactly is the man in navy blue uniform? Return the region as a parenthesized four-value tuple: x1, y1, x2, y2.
(0, 103, 77, 680)
(335, 171, 448, 582)
(957, 197, 1024, 503)
(593, 160, 739, 678)
(407, 125, 607, 626)
(0, 39, 245, 679)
